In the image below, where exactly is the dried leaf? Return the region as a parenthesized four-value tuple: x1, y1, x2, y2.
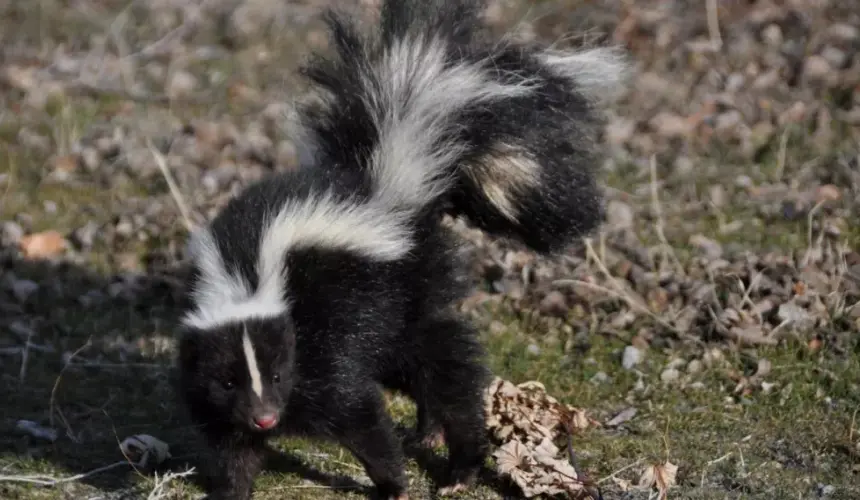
(638, 461, 679, 500)
(484, 376, 598, 499)
(119, 434, 171, 468)
(19, 230, 67, 259)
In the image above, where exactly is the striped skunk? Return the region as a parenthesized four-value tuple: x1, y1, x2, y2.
(175, 0, 629, 499)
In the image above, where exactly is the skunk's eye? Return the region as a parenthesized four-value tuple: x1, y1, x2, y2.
(222, 380, 235, 390)
(273, 374, 281, 383)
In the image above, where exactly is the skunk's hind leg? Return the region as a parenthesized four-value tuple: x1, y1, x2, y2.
(411, 314, 491, 493)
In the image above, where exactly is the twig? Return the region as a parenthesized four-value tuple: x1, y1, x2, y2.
(597, 458, 644, 484)
(146, 468, 197, 500)
(18, 329, 32, 383)
(554, 240, 703, 344)
(49, 339, 92, 436)
(700, 452, 732, 487)
(0, 461, 129, 486)
(147, 138, 196, 233)
(774, 126, 790, 181)
(706, 0, 722, 50)
(649, 155, 684, 275)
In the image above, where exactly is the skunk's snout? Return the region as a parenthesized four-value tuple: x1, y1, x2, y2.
(254, 413, 278, 431)
(249, 402, 280, 431)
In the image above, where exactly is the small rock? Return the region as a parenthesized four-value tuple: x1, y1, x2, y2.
(725, 73, 745, 92)
(666, 358, 686, 370)
(709, 185, 726, 208)
(821, 46, 848, 69)
(622, 345, 643, 370)
(650, 112, 692, 138)
(526, 344, 541, 356)
(714, 110, 743, 132)
(115, 218, 135, 237)
(735, 175, 753, 189)
(605, 118, 636, 146)
(539, 290, 568, 317)
(703, 348, 725, 367)
(73, 221, 100, 248)
(686, 359, 703, 374)
(804, 56, 833, 81)
(761, 24, 783, 47)
(660, 367, 680, 383)
(818, 484, 835, 497)
(606, 200, 634, 230)
(816, 184, 841, 202)
(828, 23, 859, 42)
(2, 221, 24, 244)
(80, 147, 101, 171)
(606, 407, 637, 426)
(2, 65, 36, 90)
(689, 381, 706, 390)
(689, 234, 723, 260)
(590, 371, 609, 384)
(166, 70, 197, 100)
(11, 279, 39, 302)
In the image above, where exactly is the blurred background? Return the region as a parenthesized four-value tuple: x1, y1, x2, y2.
(1, 1, 858, 499)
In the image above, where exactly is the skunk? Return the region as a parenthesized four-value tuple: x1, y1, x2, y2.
(175, 0, 629, 499)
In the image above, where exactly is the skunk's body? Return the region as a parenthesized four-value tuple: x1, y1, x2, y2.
(176, 1, 628, 499)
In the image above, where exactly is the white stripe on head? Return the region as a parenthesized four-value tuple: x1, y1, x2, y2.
(242, 324, 264, 399)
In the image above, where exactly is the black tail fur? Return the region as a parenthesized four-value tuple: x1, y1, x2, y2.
(294, 0, 629, 253)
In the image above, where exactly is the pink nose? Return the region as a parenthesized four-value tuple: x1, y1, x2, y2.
(253, 414, 278, 430)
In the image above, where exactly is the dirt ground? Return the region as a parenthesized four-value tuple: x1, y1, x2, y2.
(1, 0, 859, 499)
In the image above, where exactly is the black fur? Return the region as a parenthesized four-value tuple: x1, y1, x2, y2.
(176, 0, 626, 498)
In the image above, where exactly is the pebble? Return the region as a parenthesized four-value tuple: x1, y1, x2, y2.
(804, 55, 833, 81)
(686, 359, 703, 374)
(166, 70, 197, 100)
(660, 367, 680, 383)
(538, 290, 568, 317)
(828, 23, 859, 42)
(590, 371, 609, 384)
(606, 200, 634, 230)
(80, 147, 101, 172)
(115, 219, 134, 237)
(821, 46, 849, 69)
(761, 24, 783, 47)
(666, 358, 687, 370)
(11, 279, 39, 302)
(818, 484, 835, 496)
(73, 222, 100, 248)
(703, 348, 725, 367)
(622, 345, 643, 370)
(526, 344, 541, 356)
(2, 221, 24, 244)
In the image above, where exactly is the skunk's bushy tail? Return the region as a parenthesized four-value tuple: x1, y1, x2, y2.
(295, 0, 630, 254)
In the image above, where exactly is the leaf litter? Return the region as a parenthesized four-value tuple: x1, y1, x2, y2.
(484, 377, 602, 499)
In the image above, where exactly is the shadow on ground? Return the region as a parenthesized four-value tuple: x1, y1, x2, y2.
(0, 249, 519, 499)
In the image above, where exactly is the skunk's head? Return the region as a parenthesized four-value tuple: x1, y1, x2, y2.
(177, 315, 297, 433)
